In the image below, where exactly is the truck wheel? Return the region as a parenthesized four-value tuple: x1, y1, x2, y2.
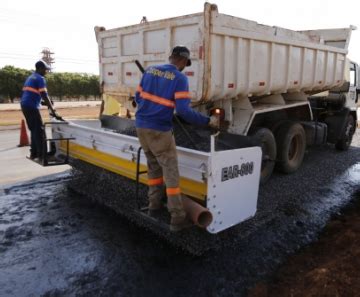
(335, 114, 355, 151)
(252, 128, 276, 184)
(275, 122, 306, 174)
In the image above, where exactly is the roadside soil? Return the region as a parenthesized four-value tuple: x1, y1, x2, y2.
(0, 106, 100, 125)
(248, 188, 360, 297)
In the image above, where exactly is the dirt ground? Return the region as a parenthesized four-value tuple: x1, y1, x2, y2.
(248, 188, 360, 297)
(0, 106, 100, 125)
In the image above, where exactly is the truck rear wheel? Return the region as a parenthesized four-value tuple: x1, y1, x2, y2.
(252, 128, 276, 184)
(275, 122, 306, 174)
(335, 114, 355, 151)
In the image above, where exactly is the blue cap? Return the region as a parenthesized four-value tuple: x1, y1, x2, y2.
(35, 60, 51, 70)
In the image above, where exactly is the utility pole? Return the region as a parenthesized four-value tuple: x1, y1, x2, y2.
(40, 48, 55, 70)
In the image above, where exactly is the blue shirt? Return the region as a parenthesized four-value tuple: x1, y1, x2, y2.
(20, 72, 48, 109)
(135, 64, 209, 132)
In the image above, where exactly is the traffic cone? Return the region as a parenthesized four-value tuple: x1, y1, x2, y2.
(18, 119, 29, 147)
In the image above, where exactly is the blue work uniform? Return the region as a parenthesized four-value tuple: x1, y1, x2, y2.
(135, 64, 209, 219)
(135, 64, 209, 131)
(20, 72, 49, 158)
(21, 72, 49, 109)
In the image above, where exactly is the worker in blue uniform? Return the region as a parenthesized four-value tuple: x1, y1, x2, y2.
(135, 46, 218, 231)
(20, 60, 60, 161)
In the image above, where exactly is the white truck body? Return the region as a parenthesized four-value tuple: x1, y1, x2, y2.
(96, 3, 352, 104)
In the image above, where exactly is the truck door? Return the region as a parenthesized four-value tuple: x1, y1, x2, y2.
(349, 62, 359, 106)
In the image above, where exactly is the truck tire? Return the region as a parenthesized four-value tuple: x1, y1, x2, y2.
(252, 128, 276, 184)
(335, 114, 355, 151)
(275, 122, 306, 174)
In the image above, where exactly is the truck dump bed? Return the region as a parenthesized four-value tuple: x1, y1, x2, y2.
(95, 2, 352, 105)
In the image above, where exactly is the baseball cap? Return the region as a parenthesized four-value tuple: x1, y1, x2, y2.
(35, 60, 51, 70)
(171, 46, 191, 66)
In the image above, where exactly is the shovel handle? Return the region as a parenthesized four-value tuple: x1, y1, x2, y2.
(135, 60, 145, 74)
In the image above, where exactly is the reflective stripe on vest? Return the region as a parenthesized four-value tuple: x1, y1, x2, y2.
(23, 86, 40, 94)
(139, 90, 175, 108)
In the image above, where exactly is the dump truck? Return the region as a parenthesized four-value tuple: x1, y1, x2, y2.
(43, 3, 358, 252)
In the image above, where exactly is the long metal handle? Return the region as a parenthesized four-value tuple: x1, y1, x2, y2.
(135, 60, 145, 73)
(173, 115, 199, 150)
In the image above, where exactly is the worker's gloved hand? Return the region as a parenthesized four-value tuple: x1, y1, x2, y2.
(55, 114, 63, 121)
(50, 110, 63, 121)
(208, 115, 220, 129)
(41, 99, 54, 107)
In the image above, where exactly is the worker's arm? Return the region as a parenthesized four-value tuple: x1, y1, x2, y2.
(39, 78, 62, 120)
(41, 94, 56, 114)
(41, 93, 62, 120)
(135, 72, 146, 105)
(135, 84, 142, 105)
(174, 76, 209, 126)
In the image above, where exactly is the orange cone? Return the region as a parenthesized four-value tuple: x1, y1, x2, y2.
(18, 119, 29, 147)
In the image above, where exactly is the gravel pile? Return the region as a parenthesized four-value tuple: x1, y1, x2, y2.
(114, 121, 256, 152)
(114, 122, 213, 151)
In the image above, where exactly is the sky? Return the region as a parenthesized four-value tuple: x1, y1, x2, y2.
(1, 0, 359, 74)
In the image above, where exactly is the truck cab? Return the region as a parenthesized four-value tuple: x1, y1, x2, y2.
(348, 61, 360, 109)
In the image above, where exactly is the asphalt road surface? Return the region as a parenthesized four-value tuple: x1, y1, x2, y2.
(0, 131, 359, 297)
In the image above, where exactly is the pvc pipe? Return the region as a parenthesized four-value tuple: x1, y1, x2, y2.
(182, 195, 213, 228)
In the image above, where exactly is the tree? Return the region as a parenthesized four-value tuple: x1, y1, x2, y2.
(0, 66, 100, 102)
(47, 72, 100, 100)
(0, 66, 31, 102)
(89, 74, 101, 99)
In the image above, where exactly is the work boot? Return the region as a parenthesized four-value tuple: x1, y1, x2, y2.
(148, 200, 163, 210)
(29, 153, 37, 160)
(170, 211, 192, 232)
(46, 154, 57, 162)
(32, 157, 46, 166)
(147, 202, 163, 216)
(147, 185, 165, 213)
(147, 196, 164, 216)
